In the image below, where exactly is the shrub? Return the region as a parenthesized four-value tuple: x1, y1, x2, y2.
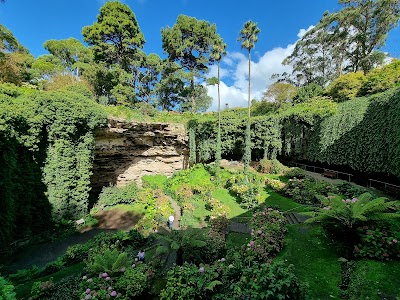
(201, 216, 229, 263)
(248, 209, 287, 260)
(216, 260, 303, 300)
(335, 182, 371, 199)
(285, 167, 305, 179)
(284, 177, 337, 205)
(7, 265, 42, 285)
(227, 172, 264, 209)
(141, 174, 167, 189)
(327, 72, 366, 102)
(258, 159, 289, 174)
(264, 177, 287, 192)
(360, 60, 400, 95)
(40, 256, 65, 276)
(166, 164, 215, 199)
(160, 263, 221, 300)
(354, 224, 400, 260)
(64, 243, 91, 265)
(93, 182, 139, 212)
(206, 198, 230, 218)
(0, 276, 16, 300)
(113, 264, 155, 298)
(30, 279, 54, 299)
(127, 229, 148, 248)
(36, 276, 80, 300)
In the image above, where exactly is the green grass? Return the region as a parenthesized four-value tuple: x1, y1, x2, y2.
(347, 260, 400, 299)
(264, 189, 308, 212)
(180, 196, 209, 228)
(277, 225, 342, 299)
(104, 105, 216, 124)
(212, 189, 247, 218)
(15, 263, 85, 299)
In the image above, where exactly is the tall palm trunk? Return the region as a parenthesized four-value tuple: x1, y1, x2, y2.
(244, 50, 251, 180)
(216, 60, 221, 169)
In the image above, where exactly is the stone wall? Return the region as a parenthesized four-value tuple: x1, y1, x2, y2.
(91, 118, 189, 194)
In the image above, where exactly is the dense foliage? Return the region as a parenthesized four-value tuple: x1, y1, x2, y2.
(190, 87, 400, 177)
(0, 84, 106, 245)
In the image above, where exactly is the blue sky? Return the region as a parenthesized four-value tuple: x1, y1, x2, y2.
(1, 0, 399, 110)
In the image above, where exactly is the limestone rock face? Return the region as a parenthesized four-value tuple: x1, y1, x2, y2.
(91, 118, 189, 194)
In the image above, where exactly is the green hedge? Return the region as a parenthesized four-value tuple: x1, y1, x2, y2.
(190, 88, 400, 177)
(0, 84, 106, 245)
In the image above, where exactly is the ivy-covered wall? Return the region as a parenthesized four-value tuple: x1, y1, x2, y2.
(189, 88, 400, 178)
(305, 89, 400, 176)
(0, 85, 106, 245)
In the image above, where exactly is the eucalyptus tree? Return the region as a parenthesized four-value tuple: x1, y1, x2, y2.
(238, 20, 260, 180)
(161, 14, 220, 113)
(210, 38, 227, 172)
(282, 0, 400, 84)
(338, 0, 399, 73)
(43, 38, 91, 77)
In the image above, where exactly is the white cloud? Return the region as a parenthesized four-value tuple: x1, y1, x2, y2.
(206, 27, 312, 112)
(207, 81, 247, 111)
(297, 25, 315, 39)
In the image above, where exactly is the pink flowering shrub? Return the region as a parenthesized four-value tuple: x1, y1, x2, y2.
(247, 209, 287, 260)
(79, 263, 154, 299)
(354, 225, 400, 260)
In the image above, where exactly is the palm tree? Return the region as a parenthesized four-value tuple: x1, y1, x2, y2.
(238, 20, 260, 181)
(210, 38, 227, 176)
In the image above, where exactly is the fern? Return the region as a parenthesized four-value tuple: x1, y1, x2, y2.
(302, 192, 400, 229)
(88, 249, 132, 273)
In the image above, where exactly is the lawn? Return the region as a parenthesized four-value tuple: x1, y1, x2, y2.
(264, 188, 309, 212)
(277, 225, 342, 299)
(347, 259, 400, 299)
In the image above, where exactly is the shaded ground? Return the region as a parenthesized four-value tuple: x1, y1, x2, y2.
(10, 200, 181, 272)
(9, 208, 144, 272)
(8, 228, 116, 272)
(94, 208, 143, 230)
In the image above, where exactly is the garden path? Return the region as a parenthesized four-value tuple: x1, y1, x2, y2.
(8, 228, 117, 272)
(304, 170, 343, 184)
(228, 221, 250, 233)
(168, 196, 181, 230)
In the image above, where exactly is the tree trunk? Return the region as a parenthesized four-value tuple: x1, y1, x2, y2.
(244, 50, 251, 180)
(191, 78, 195, 113)
(216, 60, 221, 168)
(176, 247, 183, 266)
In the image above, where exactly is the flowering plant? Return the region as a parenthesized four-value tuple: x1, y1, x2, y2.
(247, 209, 287, 260)
(354, 225, 400, 260)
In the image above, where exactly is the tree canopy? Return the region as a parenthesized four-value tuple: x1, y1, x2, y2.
(161, 14, 220, 112)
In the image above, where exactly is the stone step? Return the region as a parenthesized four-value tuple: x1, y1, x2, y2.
(284, 212, 309, 225)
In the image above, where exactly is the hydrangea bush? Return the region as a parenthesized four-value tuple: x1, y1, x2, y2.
(248, 209, 287, 261)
